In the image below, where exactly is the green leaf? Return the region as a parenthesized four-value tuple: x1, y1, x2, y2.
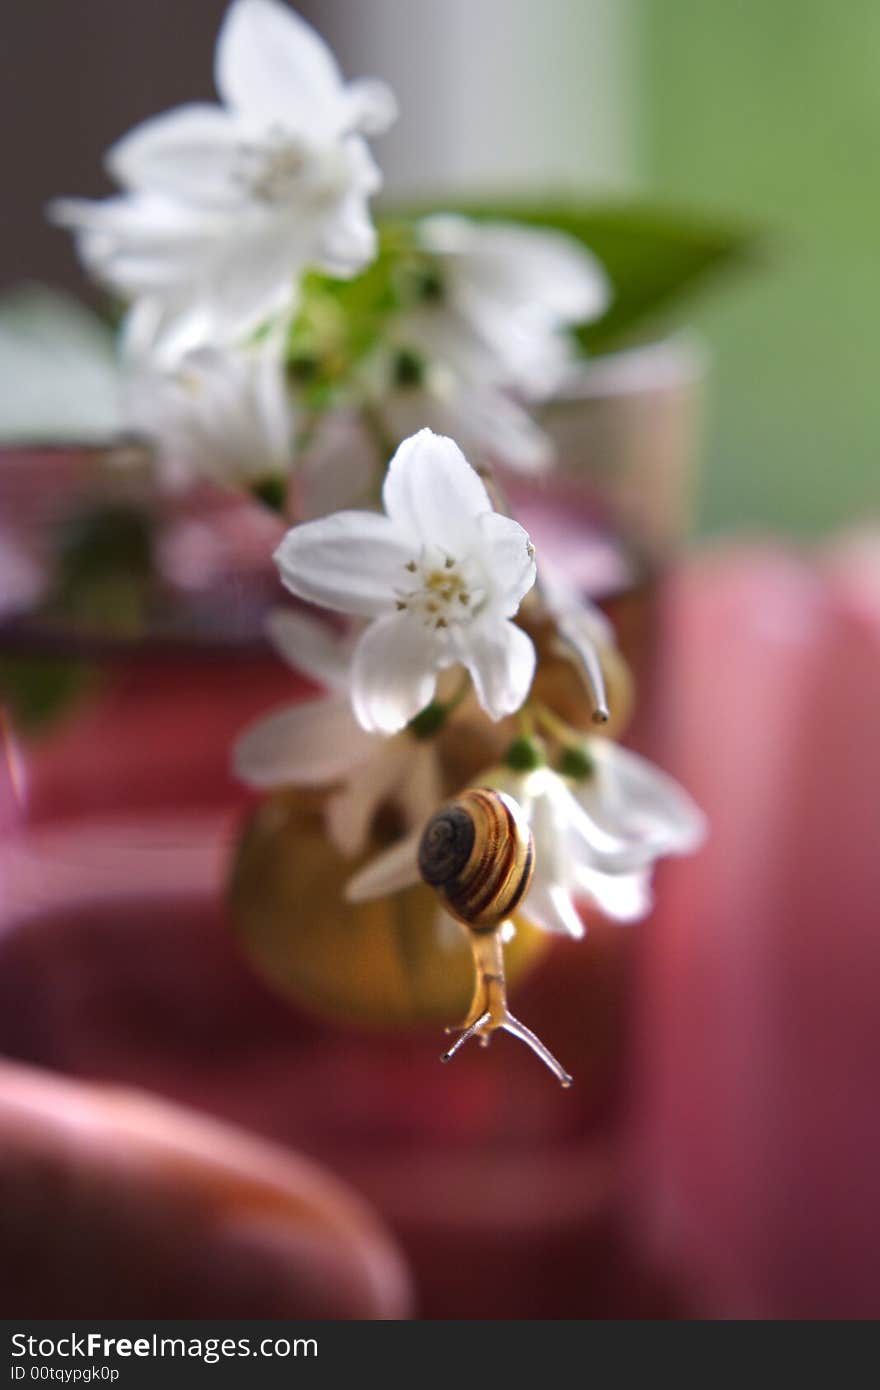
(382, 199, 761, 354)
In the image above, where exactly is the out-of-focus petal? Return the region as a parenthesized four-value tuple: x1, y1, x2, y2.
(264, 609, 353, 690)
(575, 864, 652, 923)
(323, 736, 409, 858)
(215, 0, 343, 133)
(345, 830, 421, 903)
(523, 881, 585, 939)
(106, 104, 241, 205)
(343, 78, 398, 135)
(350, 614, 437, 734)
(232, 694, 373, 789)
(576, 738, 707, 858)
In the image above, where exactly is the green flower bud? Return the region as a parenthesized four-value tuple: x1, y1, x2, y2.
(408, 701, 447, 739)
(503, 735, 547, 772)
(558, 744, 596, 781)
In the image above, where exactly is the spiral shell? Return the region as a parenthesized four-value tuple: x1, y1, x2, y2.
(418, 788, 534, 931)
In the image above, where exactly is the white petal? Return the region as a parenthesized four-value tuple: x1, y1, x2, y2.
(264, 608, 354, 689)
(106, 104, 241, 205)
(556, 613, 609, 721)
(314, 183, 378, 278)
(458, 618, 536, 721)
(397, 740, 444, 835)
(215, 0, 344, 133)
(523, 881, 586, 939)
(248, 333, 295, 464)
(576, 739, 708, 858)
(420, 215, 610, 326)
(49, 194, 226, 297)
(273, 511, 413, 618)
(539, 773, 650, 873)
(345, 829, 421, 903)
(542, 573, 614, 719)
(350, 614, 437, 734)
(476, 510, 537, 615)
(575, 865, 653, 923)
(463, 387, 554, 475)
(381, 428, 492, 552)
(324, 736, 410, 857)
(232, 693, 373, 788)
(295, 412, 379, 520)
(343, 78, 398, 135)
(415, 216, 610, 397)
(52, 192, 300, 365)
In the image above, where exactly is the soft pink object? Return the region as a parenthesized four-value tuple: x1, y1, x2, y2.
(631, 537, 880, 1319)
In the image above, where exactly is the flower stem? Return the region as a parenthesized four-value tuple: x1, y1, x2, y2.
(532, 701, 586, 750)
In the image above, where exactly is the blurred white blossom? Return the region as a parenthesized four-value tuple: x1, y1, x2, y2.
(126, 337, 293, 490)
(233, 608, 441, 857)
(273, 428, 538, 734)
(401, 215, 610, 400)
(50, 0, 396, 364)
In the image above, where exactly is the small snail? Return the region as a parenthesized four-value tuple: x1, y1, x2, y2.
(418, 788, 573, 1088)
(418, 787, 534, 931)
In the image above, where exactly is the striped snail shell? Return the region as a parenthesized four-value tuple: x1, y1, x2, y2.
(418, 788, 534, 932)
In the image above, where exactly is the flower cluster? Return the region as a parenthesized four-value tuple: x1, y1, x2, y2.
(50, 0, 609, 504)
(237, 425, 705, 948)
(45, 0, 707, 1081)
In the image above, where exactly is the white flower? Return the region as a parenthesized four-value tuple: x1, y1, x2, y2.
(50, 0, 396, 364)
(346, 752, 706, 937)
(233, 607, 441, 856)
(125, 337, 293, 490)
(273, 428, 538, 734)
(402, 215, 610, 400)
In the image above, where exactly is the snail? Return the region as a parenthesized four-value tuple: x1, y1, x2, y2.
(418, 788, 573, 1087)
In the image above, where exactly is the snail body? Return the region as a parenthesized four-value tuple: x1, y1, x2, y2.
(418, 788, 572, 1088)
(418, 787, 534, 931)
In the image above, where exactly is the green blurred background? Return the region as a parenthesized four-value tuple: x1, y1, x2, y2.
(642, 0, 880, 536)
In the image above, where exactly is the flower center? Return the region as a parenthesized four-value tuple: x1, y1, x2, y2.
(234, 127, 347, 206)
(394, 546, 487, 631)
